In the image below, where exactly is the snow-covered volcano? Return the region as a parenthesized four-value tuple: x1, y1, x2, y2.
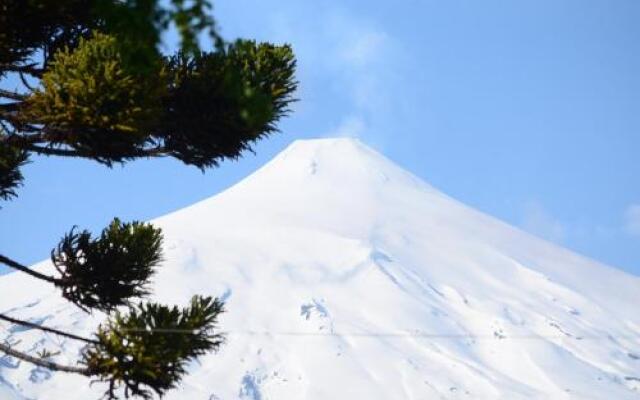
(1, 138, 639, 399)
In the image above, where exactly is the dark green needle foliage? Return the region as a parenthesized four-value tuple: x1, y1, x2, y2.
(0, 0, 296, 170)
(0, 0, 93, 67)
(24, 32, 167, 162)
(83, 296, 225, 399)
(0, 0, 218, 70)
(51, 219, 163, 312)
(0, 1, 296, 398)
(160, 40, 297, 168)
(0, 142, 28, 201)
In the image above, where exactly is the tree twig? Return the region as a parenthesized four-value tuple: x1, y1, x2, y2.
(25, 143, 170, 159)
(0, 254, 60, 285)
(18, 71, 38, 92)
(0, 313, 98, 345)
(0, 341, 90, 375)
(0, 89, 26, 101)
(0, 119, 14, 135)
(0, 63, 43, 77)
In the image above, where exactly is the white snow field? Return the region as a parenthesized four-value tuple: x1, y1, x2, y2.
(1, 138, 639, 399)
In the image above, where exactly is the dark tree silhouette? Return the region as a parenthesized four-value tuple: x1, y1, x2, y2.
(0, 1, 297, 398)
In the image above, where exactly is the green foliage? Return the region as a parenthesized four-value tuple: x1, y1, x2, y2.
(51, 218, 163, 312)
(20, 35, 297, 168)
(83, 296, 224, 399)
(0, 0, 92, 66)
(162, 0, 220, 54)
(93, 0, 220, 72)
(160, 40, 297, 168)
(0, 142, 28, 202)
(0, 1, 296, 398)
(0, 0, 218, 71)
(25, 32, 165, 162)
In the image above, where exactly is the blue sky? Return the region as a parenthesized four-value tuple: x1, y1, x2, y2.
(1, 0, 639, 275)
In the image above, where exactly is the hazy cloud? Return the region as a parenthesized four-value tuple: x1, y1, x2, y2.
(263, 5, 397, 149)
(337, 30, 388, 68)
(325, 116, 366, 138)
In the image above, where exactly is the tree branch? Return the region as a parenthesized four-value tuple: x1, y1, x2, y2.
(25, 143, 170, 160)
(3, 131, 174, 164)
(0, 313, 98, 345)
(0, 119, 14, 135)
(0, 254, 60, 285)
(23, 144, 84, 157)
(0, 117, 40, 134)
(18, 72, 38, 92)
(0, 341, 90, 375)
(0, 89, 26, 101)
(0, 63, 43, 77)
(1, 132, 47, 145)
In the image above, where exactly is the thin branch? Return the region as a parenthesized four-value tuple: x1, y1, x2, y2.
(0, 254, 60, 285)
(23, 144, 83, 157)
(2, 131, 45, 144)
(0, 89, 26, 101)
(0, 119, 14, 135)
(0, 118, 40, 133)
(0, 63, 43, 77)
(3, 129, 173, 162)
(0, 313, 98, 345)
(0, 104, 20, 115)
(19, 71, 38, 92)
(25, 144, 170, 159)
(0, 341, 90, 375)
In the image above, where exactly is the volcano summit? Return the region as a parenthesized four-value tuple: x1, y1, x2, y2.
(1, 138, 639, 399)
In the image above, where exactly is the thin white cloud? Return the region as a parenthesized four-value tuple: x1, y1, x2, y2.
(520, 201, 566, 243)
(264, 5, 396, 148)
(325, 14, 393, 114)
(624, 204, 640, 236)
(329, 19, 390, 69)
(325, 116, 366, 138)
(339, 31, 388, 67)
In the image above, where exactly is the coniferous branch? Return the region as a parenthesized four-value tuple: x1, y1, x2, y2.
(3, 132, 170, 161)
(0, 142, 28, 201)
(0, 341, 90, 375)
(0, 313, 98, 344)
(17, 71, 37, 92)
(0, 105, 19, 115)
(18, 144, 83, 158)
(0, 1, 297, 398)
(0, 63, 43, 77)
(1, 132, 42, 143)
(0, 116, 21, 134)
(23, 143, 168, 161)
(51, 219, 163, 312)
(0, 89, 26, 101)
(0, 254, 60, 284)
(1, 36, 297, 169)
(0, 219, 163, 312)
(83, 296, 225, 400)
(0, 120, 13, 135)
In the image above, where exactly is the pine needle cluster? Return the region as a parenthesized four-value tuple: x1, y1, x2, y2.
(0, 1, 297, 398)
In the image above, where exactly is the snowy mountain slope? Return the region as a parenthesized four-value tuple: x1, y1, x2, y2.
(1, 138, 639, 399)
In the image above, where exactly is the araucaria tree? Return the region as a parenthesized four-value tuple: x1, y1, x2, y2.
(0, 1, 296, 398)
